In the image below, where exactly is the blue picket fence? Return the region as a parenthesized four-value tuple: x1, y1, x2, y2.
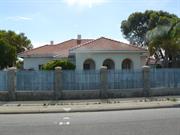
(0, 68, 180, 91)
(16, 70, 54, 91)
(0, 71, 8, 91)
(150, 69, 180, 88)
(108, 70, 143, 89)
(62, 70, 100, 90)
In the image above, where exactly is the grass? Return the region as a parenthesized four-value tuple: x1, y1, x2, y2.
(166, 98, 177, 102)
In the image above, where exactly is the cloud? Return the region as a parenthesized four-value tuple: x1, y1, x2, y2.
(6, 16, 32, 21)
(15, 30, 20, 34)
(63, 0, 108, 8)
(32, 41, 50, 48)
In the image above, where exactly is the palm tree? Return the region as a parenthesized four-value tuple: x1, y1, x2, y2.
(146, 20, 180, 68)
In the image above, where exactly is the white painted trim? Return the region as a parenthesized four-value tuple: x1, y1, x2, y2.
(71, 50, 147, 53)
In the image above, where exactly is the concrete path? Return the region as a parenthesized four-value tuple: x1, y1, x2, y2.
(0, 96, 180, 114)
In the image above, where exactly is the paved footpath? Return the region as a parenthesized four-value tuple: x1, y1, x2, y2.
(0, 96, 180, 114)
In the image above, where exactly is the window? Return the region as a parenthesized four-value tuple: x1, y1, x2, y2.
(38, 65, 43, 70)
(83, 59, 95, 70)
(103, 59, 115, 70)
(122, 59, 133, 70)
(83, 64, 90, 70)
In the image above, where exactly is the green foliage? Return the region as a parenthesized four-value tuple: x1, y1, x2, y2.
(121, 10, 178, 47)
(146, 20, 180, 67)
(0, 40, 16, 69)
(121, 10, 180, 67)
(16, 60, 24, 69)
(42, 60, 75, 70)
(0, 30, 33, 53)
(0, 30, 32, 69)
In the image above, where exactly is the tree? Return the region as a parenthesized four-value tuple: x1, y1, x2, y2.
(0, 40, 16, 69)
(146, 20, 180, 67)
(0, 30, 32, 53)
(121, 10, 178, 47)
(42, 60, 75, 70)
(0, 30, 32, 69)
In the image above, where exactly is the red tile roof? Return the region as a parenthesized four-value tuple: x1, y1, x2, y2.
(19, 39, 93, 58)
(19, 37, 147, 58)
(147, 58, 161, 65)
(70, 37, 147, 52)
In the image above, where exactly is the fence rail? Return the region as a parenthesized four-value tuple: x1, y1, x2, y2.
(16, 71, 54, 91)
(62, 70, 100, 90)
(150, 69, 180, 88)
(0, 68, 180, 92)
(108, 70, 143, 89)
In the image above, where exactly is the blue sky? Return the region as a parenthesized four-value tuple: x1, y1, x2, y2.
(0, 0, 179, 47)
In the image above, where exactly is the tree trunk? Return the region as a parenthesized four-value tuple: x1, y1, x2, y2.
(163, 51, 169, 68)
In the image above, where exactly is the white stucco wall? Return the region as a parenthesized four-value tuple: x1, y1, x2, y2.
(140, 55, 147, 67)
(23, 52, 147, 70)
(23, 57, 55, 70)
(75, 52, 146, 70)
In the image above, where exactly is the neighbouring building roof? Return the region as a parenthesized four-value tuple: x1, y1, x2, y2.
(147, 57, 161, 65)
(70, 37, 147, 53)
(19, 37, 147, 58)
(19, 39, 93, 58)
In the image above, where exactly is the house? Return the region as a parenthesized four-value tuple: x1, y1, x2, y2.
(19, 35, 148, 70)
(146, 57, 162, 68)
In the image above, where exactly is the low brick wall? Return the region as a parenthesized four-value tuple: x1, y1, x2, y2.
(15, 91, 54, 101)
(0, 88, 180, 101)
(0, 92, 9, 101)
(108, 88, 143, 98)
(151, 88, 180, 96)
(62, 90, 99, 100)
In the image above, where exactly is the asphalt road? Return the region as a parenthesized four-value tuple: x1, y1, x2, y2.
(0, 108, 180, 135)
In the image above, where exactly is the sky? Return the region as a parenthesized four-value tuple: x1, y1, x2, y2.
(0, 0, 179, 48)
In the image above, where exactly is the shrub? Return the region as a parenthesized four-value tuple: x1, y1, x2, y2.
(42, 60, 75, 70)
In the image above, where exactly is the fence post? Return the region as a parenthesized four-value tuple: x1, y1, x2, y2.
(7, 67, 16, 101)
(54, 67, 63, 100)
(100, 66, 108, 99)
(142, 66, 150, 97)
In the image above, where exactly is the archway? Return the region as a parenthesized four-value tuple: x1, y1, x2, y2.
(103, 59, 115, 70)
(83, 59, 95, 70)
(122, 59, 133, 70)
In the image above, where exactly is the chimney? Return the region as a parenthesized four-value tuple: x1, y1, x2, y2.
(50, 41, 54, 45)
(77, 34, 81, 44)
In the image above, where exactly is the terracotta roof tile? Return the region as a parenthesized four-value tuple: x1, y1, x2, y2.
(70, 37, 147, 52)
(19, 37, 147, 58)
(19, 39, 93, 58)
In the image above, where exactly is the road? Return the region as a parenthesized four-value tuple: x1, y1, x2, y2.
(0, 108, 180, 135)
